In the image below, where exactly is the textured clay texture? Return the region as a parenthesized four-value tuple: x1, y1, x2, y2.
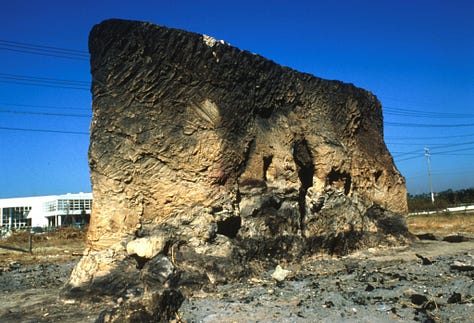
(68, 19, 411, 299)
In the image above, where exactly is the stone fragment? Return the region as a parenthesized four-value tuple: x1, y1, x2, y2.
(416, 233, 438, 241)
(447, 292, 462, 304)
(66, 247, 141, 296)
(140, 255, 175, 292)
(415, 253, 433, 265)
(126, 236, 167, 259)
(451, 260, 474, 271)
(271, 265, 291, 282)
(376, 304, 390, 312)
(365, 284, 375, 292)
(443, 235, 466, 243)
(409, 294, 428, 306)
(409, 294, 436, 310)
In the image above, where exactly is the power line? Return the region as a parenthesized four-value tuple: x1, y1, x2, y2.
(384, 106, 474, 119)
(1, 47, 89, 61)
(395, 155, 424, 163)
(0, 126, 88, 135)
(0, 39, 88, 54)
(0, 73, 89, 85)
(429, 146, 474, 155)
(380, 96, 435, 106)
(430, 141, 474, 151)
(387, 141, 474, 146)
(0, 80, 89, 90)
(390, 141, 474, 151)
(387, 142, 430, 146)
(0, 109, 91, 118)
(385, 121, 474, 128)
(436, 153, 474, 156)
(0, 39, 88, 61)
(394, 146, 474, 162)
(390, 151, 418, 155)
(386, 133, 474, 141)
(0, 102, 90, 111)
(0, 73, 90, 90)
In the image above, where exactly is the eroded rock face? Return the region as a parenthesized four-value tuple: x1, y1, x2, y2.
(68, 19, 411, 304)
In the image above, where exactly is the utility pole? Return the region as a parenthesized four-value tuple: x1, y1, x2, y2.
(424, 147, 435, 205)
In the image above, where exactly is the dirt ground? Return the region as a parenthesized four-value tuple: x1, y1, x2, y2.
(0, 215, 473, 322)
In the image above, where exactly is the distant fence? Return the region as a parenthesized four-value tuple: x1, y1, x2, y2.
(409, 204, 474, 216)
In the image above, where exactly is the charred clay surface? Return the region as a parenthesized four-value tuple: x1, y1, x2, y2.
(66, 19, 412, 320)
(2, 240, 473, 322)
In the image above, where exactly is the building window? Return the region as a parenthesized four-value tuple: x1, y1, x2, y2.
(1, 206, 32, 229)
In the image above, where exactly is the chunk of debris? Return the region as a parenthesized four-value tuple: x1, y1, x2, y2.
(271, 265, 291, 282)
(416, 233, 437, 241)
(450, 260, 474, 271)
(447, 292, 462, 304)
(415, 253, 433, 265)
(443, 235, 466, 243)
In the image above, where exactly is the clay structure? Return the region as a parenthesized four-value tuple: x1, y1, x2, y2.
(68, 19, 410, 302)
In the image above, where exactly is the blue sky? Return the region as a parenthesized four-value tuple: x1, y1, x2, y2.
(0, 0, 473, 198)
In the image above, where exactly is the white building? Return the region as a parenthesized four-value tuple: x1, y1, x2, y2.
(0, 192, 92, 232)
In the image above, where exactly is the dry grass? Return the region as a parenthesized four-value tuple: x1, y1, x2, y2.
(0, 228, 86, 266)
(407, 213, 474, 237)
(2, 214, 473, 267)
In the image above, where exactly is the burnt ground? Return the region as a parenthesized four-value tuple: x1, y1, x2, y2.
(179, 239, 474, 323)
(0, 221, 473, 322)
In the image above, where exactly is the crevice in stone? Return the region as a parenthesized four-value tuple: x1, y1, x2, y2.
(310, 195, 325, 213)
(374, 170, 383, 185)
(327, 168, 351, 195)
(130, 254, 149, 270)
(262, 155, 273, 182)
(292, 138, 315, 236)
(238, 138, 256, 177)
(162, 239, 173, 256)
(257, 106, 274, 119)
(238, 178, 266, 188)
(216, 216, 242, 239)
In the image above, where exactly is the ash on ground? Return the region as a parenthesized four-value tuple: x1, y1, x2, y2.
(180, 239, 474, 323)
(0, 238, 473, 322)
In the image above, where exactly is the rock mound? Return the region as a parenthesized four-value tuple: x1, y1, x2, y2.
(67, 19, 411, 315)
